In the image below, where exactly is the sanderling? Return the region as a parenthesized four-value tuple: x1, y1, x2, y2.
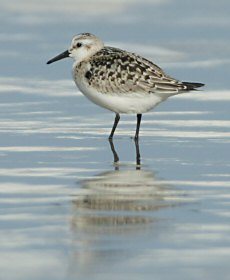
(47, 33, 204, 139)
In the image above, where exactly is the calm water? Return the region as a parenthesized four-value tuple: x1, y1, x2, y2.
(1, 1, 230, 279)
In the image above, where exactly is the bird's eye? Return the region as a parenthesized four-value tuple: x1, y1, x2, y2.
(76, 42, 82, 48)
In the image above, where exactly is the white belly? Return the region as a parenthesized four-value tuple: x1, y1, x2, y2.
(75, 78, 169, 114)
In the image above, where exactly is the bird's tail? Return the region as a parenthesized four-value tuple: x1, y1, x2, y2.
(182, 82, 205, 91)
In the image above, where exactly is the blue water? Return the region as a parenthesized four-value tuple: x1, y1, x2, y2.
(0, 1, 230, 279)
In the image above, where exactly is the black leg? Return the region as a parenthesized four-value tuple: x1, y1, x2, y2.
(134, 137, 141, 168)
(109, 113, 120, 139)
(108, 138, 119, 165)
(134, 114, 142, 140)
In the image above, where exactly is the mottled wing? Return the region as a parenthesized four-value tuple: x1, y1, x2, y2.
(86, 47, 186, 95)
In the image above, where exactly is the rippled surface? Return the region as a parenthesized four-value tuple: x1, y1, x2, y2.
(1, 1, 230, 279)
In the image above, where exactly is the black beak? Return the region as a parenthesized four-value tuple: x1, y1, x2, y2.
(46, 50, 70, 64)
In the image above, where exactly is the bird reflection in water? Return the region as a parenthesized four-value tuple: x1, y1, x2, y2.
(71, 139, 180, 231)
(69, 140, 184, 277)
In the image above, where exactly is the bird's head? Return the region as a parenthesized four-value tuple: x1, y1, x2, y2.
(47, 33, 104, 65)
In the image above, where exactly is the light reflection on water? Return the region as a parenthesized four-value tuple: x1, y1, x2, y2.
(1, 79, 230, 280)
(1, 0, 230, 279)
(1, 131, 230, 280)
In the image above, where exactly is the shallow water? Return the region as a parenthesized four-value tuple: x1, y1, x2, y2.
(1, 1, 230, 279)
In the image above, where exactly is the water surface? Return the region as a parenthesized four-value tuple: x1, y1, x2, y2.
(0, 1, 230, 279)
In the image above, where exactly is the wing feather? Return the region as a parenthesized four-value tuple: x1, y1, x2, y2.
(87, 47, 186, 95)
